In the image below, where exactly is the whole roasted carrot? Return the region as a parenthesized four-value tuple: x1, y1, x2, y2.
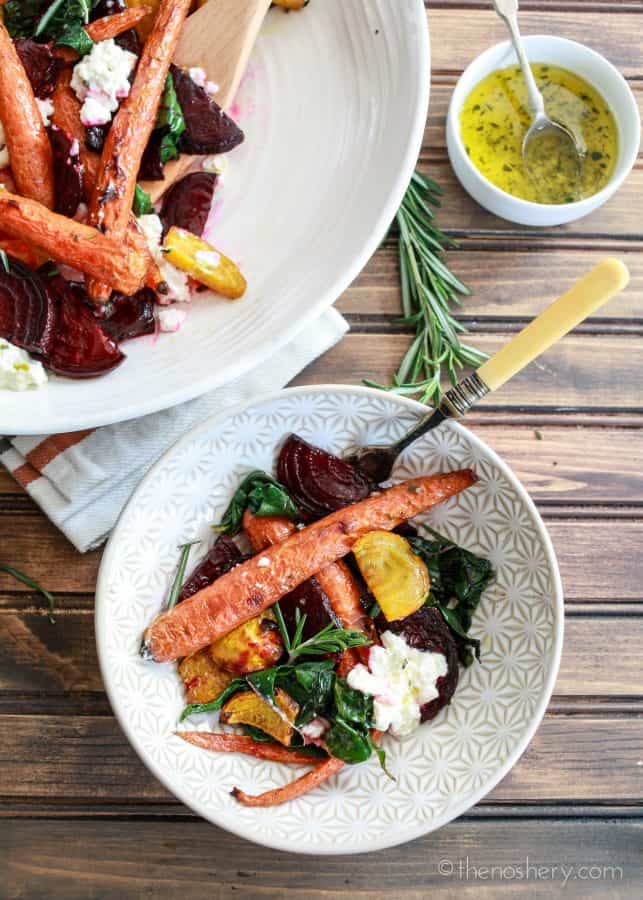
(143, 469, 478, 663)
(177, 731, 324, 765)
(0, 188, 149, 294)
(51, 71, 99, 187)
(232, 756, 345, 807)
(55, 7, 152, 62)
(86, 0, 192, 301)
(0, 22, 54, 209)
(243, 509, 370, 632)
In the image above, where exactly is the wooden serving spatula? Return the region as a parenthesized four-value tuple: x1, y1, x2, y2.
(143, 0, 272, 201)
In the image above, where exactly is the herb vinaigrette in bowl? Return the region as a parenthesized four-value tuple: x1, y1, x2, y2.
(460, 63, 618, 204)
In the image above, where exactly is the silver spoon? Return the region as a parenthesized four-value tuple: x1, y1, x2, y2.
(492, 0, 585, 199)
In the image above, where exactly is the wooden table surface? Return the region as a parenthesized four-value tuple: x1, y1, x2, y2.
(2, 2, 643, 897)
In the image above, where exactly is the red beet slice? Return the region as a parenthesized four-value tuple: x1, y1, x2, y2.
(0, 257, 57, 356)
(278, 576, 340, 640)
(102, 288, 156, 342)
(382, 606, 459, 722)
(138, 131, 165, 181)
(277, 434, 372, 519)
(15, 39, 62, 99)
(45, 276, 125, 378)
(171, 65, 244, 155)
(159, 172, 216, 238)
(179, 535, 243, 602)
(49, 126, 83, 218)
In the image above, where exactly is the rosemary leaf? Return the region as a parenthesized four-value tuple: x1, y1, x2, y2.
(370, 169, 487, 406)
(165, 541, 201, 611)
(0, 563, 56, 623)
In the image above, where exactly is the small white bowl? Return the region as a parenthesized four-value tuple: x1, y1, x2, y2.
(447, 35, 640, 226)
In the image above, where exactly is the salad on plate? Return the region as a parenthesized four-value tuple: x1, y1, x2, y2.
(142, 434, 494, 807)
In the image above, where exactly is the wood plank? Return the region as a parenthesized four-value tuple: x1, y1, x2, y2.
(293, 332, 643, 410)
(339, 246, 643, 320)
(0, 518, 641, 601)
(3, 818, 641, 899)
(0, 610, 640, 701)
(413, 160, 643, 238)
(428, 9, 643, 78)
(0, 714, 640, 803)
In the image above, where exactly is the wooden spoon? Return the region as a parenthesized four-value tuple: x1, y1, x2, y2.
(143, 0, 272, 201)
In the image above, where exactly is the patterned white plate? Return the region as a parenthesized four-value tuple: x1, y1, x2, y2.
(96, 386, 563, 854)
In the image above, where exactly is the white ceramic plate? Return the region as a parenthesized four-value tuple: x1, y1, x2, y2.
(96, 386, 563, 854)
(1, 1, 430, 435)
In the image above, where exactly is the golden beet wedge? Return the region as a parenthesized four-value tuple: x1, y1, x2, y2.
(210, 612, 283, 675)
(220, 688, 299, 746)
(353, 530, 430, 621)
(163, 227, 247, 299)
(178, 648, 232, 704)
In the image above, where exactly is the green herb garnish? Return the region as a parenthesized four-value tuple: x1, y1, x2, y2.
(133, 184, 154, 217)
(214, 470, 299, 536)
(0, 563, 56, 623)
(165, 541, 201, 611)
(33, 0, 97, 54)
(365, 170, 487, 406)
(0, 250, 10, 274)
(274, 606, 371, 665)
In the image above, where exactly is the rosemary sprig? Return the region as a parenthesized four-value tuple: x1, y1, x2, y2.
(365, 170, 487, 406)
(165, 541, 201, 611)
(0, 563, 56, 623)
(274, 605, 371, 665)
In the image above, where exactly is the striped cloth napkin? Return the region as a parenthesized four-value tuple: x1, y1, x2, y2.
(0, 308, 347, 553)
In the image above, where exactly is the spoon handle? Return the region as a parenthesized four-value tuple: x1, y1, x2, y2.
(492, 0, 545, 117)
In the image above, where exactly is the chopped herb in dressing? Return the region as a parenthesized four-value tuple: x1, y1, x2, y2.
(460, 64, 618, 204)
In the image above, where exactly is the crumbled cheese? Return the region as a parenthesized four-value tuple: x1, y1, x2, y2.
(0, 120, 9, 169)
(301, 717, 329, 741)
(157, 306, 187, 333)
(347, 631, 447, 737)
(137, 214, 190, 304)
(71, 39, 137, 127)
(36, 97, 54, 127)
(203, 154, 228, 177)
(194, 249, 221, 269)
(0, 339, 48, 391)
(188, 67, 207, 88)
(256, 556, 271, 568)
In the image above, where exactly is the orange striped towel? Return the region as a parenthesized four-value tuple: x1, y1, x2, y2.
(0, 309, 347, 551)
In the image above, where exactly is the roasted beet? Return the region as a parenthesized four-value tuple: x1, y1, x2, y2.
(159, 172, 216, 238)
(45, 276, 125, 378)
(383, 606, 459, 721)
(85, 123, 110, 154)
(278, 577, 339, 640)
(48, 126, 83, 217)
(0, 257, 57, 356)
(15, 39, 62, 99)
(138, 131, 165, 181)
(171, 65, 244, 155)
(101, 288, 156, 342)
(179, 535, 243, 602)
(277, 434, 372, 519)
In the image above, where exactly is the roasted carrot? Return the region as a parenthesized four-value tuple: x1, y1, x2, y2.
(51, 71, 100, 188)
(55, 7, 152, 63)
(0, 188, 149, 294)
(144, 470, 478, 662)
(178, 731, 325, 764)
(232, 757, 345, 807)
(0, 231, 48, 269)
(86, 0, 192, 301)
(0, 22, 54, 209)
(243, 510, 370, 632)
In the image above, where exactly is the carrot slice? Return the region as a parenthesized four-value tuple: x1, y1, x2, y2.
(177, 731, 325, 765)
(144, 469, 478, 662)
(51, 71, 99, 188)
(55, 7, 152, 63)
(86, 0, 192, 302)
(0, 22, 54, 209)
(231, 757, 345, 807)
(0, 188, 149, 294)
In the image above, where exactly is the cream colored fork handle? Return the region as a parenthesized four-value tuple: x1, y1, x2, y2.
(477, 258, 629, 392)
